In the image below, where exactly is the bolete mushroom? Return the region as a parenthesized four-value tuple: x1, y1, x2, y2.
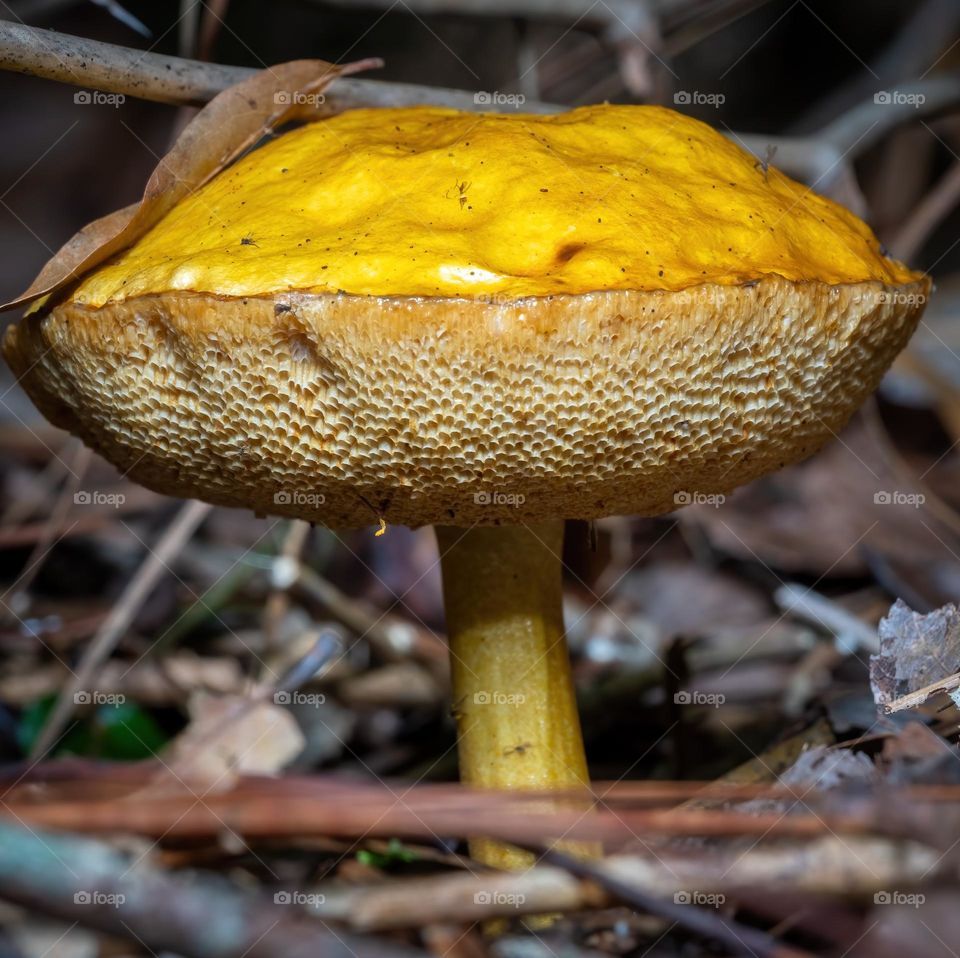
(4, 104, 929, 868)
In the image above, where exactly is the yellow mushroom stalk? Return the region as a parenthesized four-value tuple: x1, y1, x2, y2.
(437, 522, 589, 868)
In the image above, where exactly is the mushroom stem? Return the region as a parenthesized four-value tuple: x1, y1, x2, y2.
(436, 521, 590, 869)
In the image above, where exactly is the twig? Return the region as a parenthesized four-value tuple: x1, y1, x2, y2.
(1, 19, 950, 212)
(0, 819, 424, 958)
(880, 670, 960, 714)
(819, 72, 960, 156)
(0, 20, 555, 111)
(774, 584, 879, 654)
(291, 564, 448, 666)
(2, 784, 881, 843)
(316, 834, 937, 930)
(791, 0, 960, 134)
(262, 519, 312, 648)
(29, 499, 212, 758)
(532, 846, 812, 958)
(889, 157, 960, 261)
(0, 440, 90, 624)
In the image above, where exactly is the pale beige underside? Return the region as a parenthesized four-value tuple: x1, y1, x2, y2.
(3, 276, 929, 527)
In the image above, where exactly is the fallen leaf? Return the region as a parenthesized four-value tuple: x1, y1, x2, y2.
(2, 56, 382, 312)
(147, 691, 304, 795)
(870, 599, 960, 712)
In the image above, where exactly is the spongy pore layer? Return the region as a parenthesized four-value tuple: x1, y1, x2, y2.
(3, 104, 930, 527)
(5, 278, 929, 527)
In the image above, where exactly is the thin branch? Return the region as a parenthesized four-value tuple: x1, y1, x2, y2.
(30, 499, 212, 759)
(889, 157, 960, 261)
(0, 819, 424, 958)
(2, 19, 953, 215)
(0, 20, 553, 111)
(531, 845, 813, 958)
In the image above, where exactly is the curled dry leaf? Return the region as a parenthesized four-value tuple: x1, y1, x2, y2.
(2, 56, 383, 313)
(145, 691, 305, 796)
(870, 599, 960, 713)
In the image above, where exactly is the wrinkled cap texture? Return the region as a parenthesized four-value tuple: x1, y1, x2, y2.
(4, 104, 930, 527)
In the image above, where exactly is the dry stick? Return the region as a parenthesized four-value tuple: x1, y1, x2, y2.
(880, 670, 960, 714)
(30, 499, 212, 759)
(293, 564, 448, 665)
(0, 441, 71, 526)
(0, 818, 425, 958)
(773, 583, 879, 654)
(819, 72, 960, 156)
(313, 834, 936, 930)
(790, 0, 960, 134)
(6, 793, 873, 842)
(2, 20, 955, 204)
(262, 519, 312, 649)
(530, 845, 813, 958)
(0, 20, 548, 112)
(890, 157, 960, 261)
(0, 440, 90, 623)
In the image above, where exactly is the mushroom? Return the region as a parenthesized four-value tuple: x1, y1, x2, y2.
(4, 104, 929, 868)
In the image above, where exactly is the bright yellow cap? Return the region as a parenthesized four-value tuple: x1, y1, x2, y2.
(71, 104, 919, 306)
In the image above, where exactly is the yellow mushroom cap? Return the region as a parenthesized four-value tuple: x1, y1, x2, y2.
(4, 104, 929, 527)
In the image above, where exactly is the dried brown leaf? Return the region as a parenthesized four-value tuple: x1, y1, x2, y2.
(2, 56, 382, 312)
(146, 691, 304, 796)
